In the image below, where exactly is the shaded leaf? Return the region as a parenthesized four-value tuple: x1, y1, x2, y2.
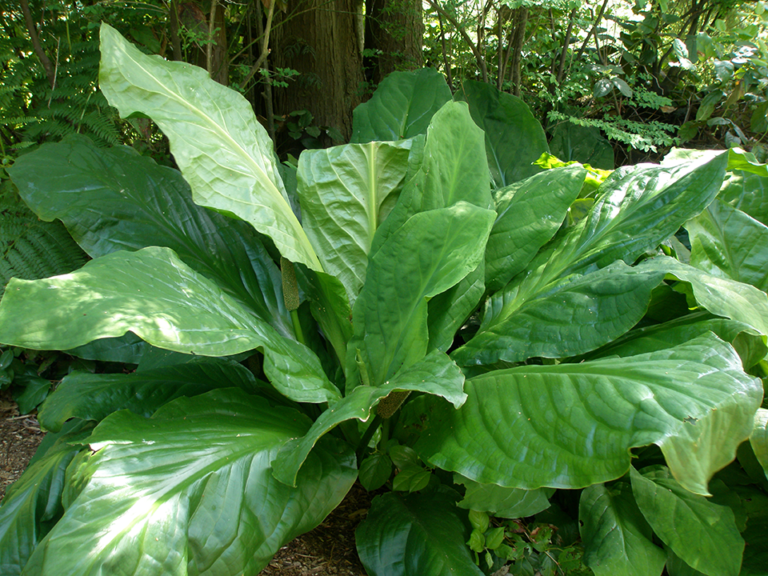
(579, 481, 665, 576)
(356, 488, 483, 576)
(454, 80, 549, 188)
(351, 68, 451, 143)
(24, 390, 357, 576)
(750, 409, 768, 480)
(0, 247, 338, 404)
(454, 475, 551, 519)
(630, 467, 744, 576)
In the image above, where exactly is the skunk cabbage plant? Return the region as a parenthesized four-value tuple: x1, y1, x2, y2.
(0, 24, 767, 576)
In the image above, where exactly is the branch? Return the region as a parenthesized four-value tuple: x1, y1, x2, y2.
(242, 0, 276, 87)
(426, 0, 487, 83)
(573, 0, 610, 65)
(20, 0, 55, 88)
(206, 0, 219, 77)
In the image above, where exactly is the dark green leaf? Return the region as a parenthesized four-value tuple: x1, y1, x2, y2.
(579, 481, 665, 576)
(548, 123, 614, 169)
(24, 390, 357, 576)
(66, 333, 147, 364)
(38, 357, 264, 432)
(8, 135, 293, 337)
(14, 378, 51, 415)
(718, 170, 768, 226)
(359, 453, 393, 491)
(454, 80, 549, 188)
(751, 409, 768, 480)
(356, 488, 483, 576)
(351, 68, 452, 143)
(630, 467, 744, 576)
(454, 475, 551, 519)
(392, 467, 431, 492)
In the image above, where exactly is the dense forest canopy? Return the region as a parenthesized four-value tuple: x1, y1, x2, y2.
(1, 0, 766, 162)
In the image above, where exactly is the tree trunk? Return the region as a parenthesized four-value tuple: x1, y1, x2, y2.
(271, 0, 364, 140)
(509, 7, 528, 97)
(364, 0, 423, 84)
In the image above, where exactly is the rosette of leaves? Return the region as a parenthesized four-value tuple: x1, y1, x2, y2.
(0, 24, 766, 576)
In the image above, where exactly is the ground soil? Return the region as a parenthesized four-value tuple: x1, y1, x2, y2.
(0, 391, 369, 575)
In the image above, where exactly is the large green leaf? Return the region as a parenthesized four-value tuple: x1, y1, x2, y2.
(454, 152, 728, 366)
(417, 335, 762, 494)
(687, 199, 768, 291)
(454, 475, 551, 519)
(273, 350, 465, 486)
(427, 262, 485, 353)
(485, 164, 587, 292)
(580, 311, 767, 370)
(347, 203, 495, 389)
(548, 122, 615, 170)
(38, 357, 264, 432)
(630, 467, 744, 576)
(452, 259, 669, 366)
(8, 135, 293, 337)
(664, 258, 768, 337)
(298, 139, 412, 306)
(0, 247, 339, 403)
(454, 80, 549, 188)
(579, 481, 666, 576)
(369, 101, 493, 257)
(751, 409, 768, 480)
(351, 68, 452, 143)
(98, 24, 320, 271)
(66, 333, 147, 364)
(22, 390, 356, 576)
(0, 424, 91, 576)
(356, 488, 483, 576)
(718, 170, 768, 226)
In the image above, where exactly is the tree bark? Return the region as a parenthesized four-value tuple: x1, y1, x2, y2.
(509, 7, 528, 96)
(271, 0, 364, 140)
(365, 0, 423, 83)
(19, 0, 55, 88)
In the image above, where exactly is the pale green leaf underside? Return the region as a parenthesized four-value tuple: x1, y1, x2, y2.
(630, 467, 744, 576)
(454, 474, 551, 519)
(0, 247, 338, 404)
(23, 390, 356, 576)
(98, 24, 320, 270)
(298, 139, 412, 306)
(273, 350, 465, 486)
(579, 482, 665, 576)
(418, 335, 761, 494)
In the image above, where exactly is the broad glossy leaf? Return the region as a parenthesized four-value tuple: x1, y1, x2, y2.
(0, 247, 339, 404)
(419, 335, 762, 494)
(630, 467, 744, 576)
(298, 140, 412, 306)
(38, 357, 263, 432)
(719, 170, 768, 226)
(99, 24, 320, 271)
(452, 259, 668, 366)
(273, 350, 465, 486)
(687, 199, 768, 291)
(351, 68, 452, 143)
(347, 203, 495, 388)
(9, 135, 293, 337)
(665, 258, 768, 337)
(359, 453, 393, 491)
(456, 152, 728, 366)
(751, 409, 768, 480)
(454, 475, 551, 519)
(738, 487, 768, 576)
(454, 80, 549, 188)
(356, 488, 483, 576)
(0, 423, 91, 576)
(24, 390, 356, 576)
(427, 262, 485, 353)
(369, 101, 493, 256)
(581, 311, 767, 370)
(579, 481, 665, 576)
(485, 164, 587, 292)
